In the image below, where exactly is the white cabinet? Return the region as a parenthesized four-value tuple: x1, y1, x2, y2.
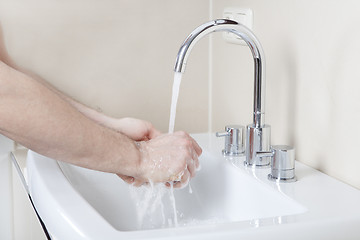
(0, 141, 13, 239)
(0, 135, 47, 240)
(12, 148, 47, 240)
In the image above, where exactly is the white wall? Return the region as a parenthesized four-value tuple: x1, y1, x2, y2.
(211, 0, 360, 189)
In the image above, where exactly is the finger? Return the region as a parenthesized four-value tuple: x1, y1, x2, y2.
(149, 128, 162, 139)
(173, 131, 202, 156)
(172, 181, 181, 188)
(190, 137, 202, 156)
(174, 169, 190, 189)
(187, 154, 197, 178)
(195, 160, 201, 171)
(192, 149, 200, 170)
(187, 146, 200, 171)
(174, 131, 186, 136)
(117, 174, 148, 187)
(133, 178, 146, 187)
(180, 170, 191, 188)
(193, 149, 200, 170)
(116, 174, 135, 184)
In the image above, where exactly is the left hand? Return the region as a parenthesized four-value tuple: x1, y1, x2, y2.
(104, 117, 161, 141)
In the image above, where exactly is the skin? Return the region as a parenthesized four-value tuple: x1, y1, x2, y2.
(0, 26, 202, 187)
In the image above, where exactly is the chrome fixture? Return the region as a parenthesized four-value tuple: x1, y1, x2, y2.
(257, 146, 297, 182)
(216, 125, 245, 156)
(174, 19, 270, 167)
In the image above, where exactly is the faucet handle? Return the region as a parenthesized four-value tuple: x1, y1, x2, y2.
(215, 131, 230, 137)
(267, 145, 296, 182)
(216, 125, 245, 156)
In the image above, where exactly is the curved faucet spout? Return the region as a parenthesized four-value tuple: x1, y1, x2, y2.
(174, 19, 266, 128)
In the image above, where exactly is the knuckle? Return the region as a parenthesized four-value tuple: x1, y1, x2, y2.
(185, 151, 193, 161)
(178, 138, 191, 148)
(177, 131, 188, 137)
(181, 161, 187, 170)
(184, 140, 192, 148)
(178, 138, 187, 145)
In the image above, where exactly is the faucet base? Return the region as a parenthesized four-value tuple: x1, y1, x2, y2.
(268, 174, 297, 183)
(222, 149, 245, 157)
(245, 124, 271, 167)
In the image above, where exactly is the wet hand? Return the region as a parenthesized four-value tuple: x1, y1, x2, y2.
(119, 131, 202, 188)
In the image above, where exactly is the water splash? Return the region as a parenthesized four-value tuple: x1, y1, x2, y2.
(188, 182, 193, 194)
(129, 182, 167, 229)
(169, 182, 178, 227)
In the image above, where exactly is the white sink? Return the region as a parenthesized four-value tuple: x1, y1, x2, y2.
(27, 133, 360, 239)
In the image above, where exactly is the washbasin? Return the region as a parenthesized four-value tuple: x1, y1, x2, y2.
(26, 133, 360, 239)
(48, 142, 305, 231)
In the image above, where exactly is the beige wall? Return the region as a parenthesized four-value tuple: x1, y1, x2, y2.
(0, 0, 359, 191)
(0, 0, 210, 133)
(211, 0, 360, 189)
(0, 2, 210, 238)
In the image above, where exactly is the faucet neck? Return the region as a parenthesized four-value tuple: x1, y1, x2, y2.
(174, 19, 266, 127)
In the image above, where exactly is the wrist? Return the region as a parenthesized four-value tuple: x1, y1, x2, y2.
(131, 141, 147, 180)
(115, 137, 144, 178)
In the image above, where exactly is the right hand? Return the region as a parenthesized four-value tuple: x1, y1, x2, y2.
(118, 131, 202, 188)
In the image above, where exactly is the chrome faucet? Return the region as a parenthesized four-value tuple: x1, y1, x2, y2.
(174, 19, 271, 167)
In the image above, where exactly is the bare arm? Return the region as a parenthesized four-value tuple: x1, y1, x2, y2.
(0, 61, 141, 175)
(0, 61, 201, 187)
(0, 40, 160, 142)
(5, 63, 161, 141)
(0, 26, 201, 186)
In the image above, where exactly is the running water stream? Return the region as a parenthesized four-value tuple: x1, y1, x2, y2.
(130, 72, 184, 230)
(168, 72, 182, 133)
(167, 72, 184, 226)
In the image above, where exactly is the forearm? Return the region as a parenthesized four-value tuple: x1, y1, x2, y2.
(0, 54, 201, 187)
(0, 61, 140, 175)
(0, 52, 111, 128)
(23, 70, 112, 126)
(37, 83, 161, 141)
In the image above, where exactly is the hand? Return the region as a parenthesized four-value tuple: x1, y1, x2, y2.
(118, 131, 202, 188)
(104, 117, 161, 141)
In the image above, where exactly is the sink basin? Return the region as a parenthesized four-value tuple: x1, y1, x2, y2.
(27, 133, 360, 239)
(52, 146, 306, 231)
